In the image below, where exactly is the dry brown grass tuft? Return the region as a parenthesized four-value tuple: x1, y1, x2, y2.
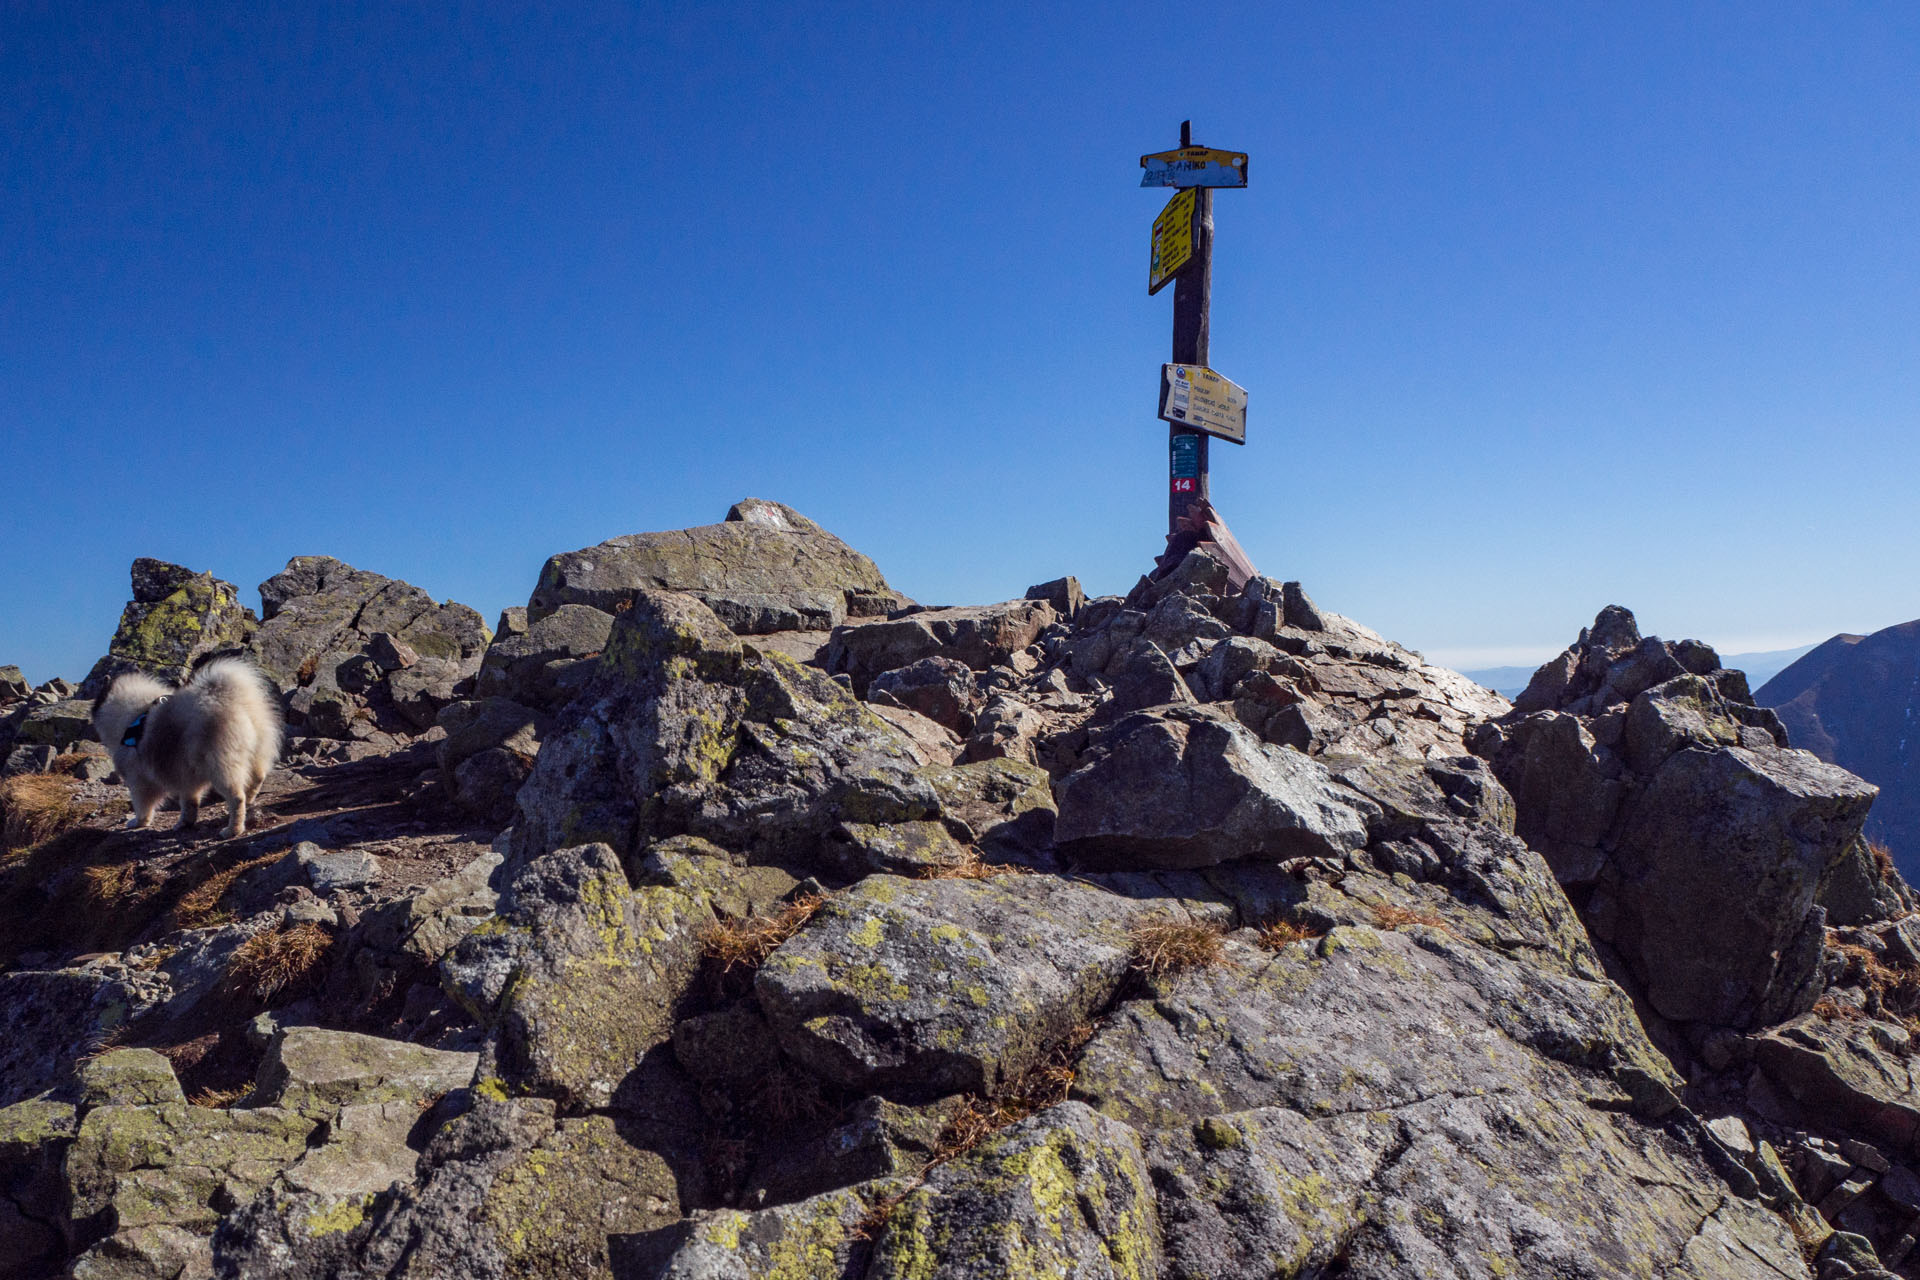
(857, 1023, 1099, 1241)
(702, 894, 827, 973)
(187, 1084, 250, 1108)
(295, 654, 319, 685)
(921, 847, 1030, 881)
(1869, 839, 1898, 881)
(1129, 919, 1229, 978)
(1, 774, 86, 850)
(226, 922, 334, 1001)
(78, 862, 140, 911)
(172, 853, 281, 929)
(1371, 903, 1452, 933)
(1811, 996, 1868, 1023)
(1256, 917, 1327, 951)
(931, 1022, 1096, 1165)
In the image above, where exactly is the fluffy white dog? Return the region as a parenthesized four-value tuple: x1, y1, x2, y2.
(91, 657, 283, 838)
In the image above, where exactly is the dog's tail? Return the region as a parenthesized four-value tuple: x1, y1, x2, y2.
(187, 657, 285, 771)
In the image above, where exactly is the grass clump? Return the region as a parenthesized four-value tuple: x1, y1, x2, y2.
(933, 1022, 1095, 1163)
(921, 847, 1029, 881)
(701, 894, 827, 974)
(188, 1084, 250, 1108)
(1, 774, 86, 850)
(226, 922, 334, 1001)
(1371, 903, 1452, 933)
(1869, 839, 1898, 881)
(1811, 996, 1868, 1023)
(1256, 917, 1327, 951)
(172, 853, 281, 929)
(1129, 919, 1229, 978)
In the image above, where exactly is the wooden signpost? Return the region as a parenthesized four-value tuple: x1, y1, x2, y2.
(1143, 120, 1248, 536)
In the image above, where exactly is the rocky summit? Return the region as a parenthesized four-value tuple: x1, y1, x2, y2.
(1, 503, 1918, 1280)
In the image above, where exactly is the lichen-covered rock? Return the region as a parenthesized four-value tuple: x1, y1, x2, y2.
(251, 1026, 477, 1118)
(66, 1102, 315, 1237)
(1072, 924, 1676, 1131)
(13, 697, 96, 749)
(0, 969, 169, 1108)
(478, 1114, 683, 1279)
(213, 1097, 557, 1280)
(78, 1050, 184, 1110)
(916, 757, 1056, 864)
(526, 499, 907, 635)
(755, 874, 1147, 1099)
(435, 698, 547, 823)
(509, 590, 939, 874)
(79, 558, 260, 698)
(864, 1102, 1161, 1280)
(441, 843, 711, 1108)
(648, 1179, 907, 1280)
(1053, 705, 1371, 869)
(0, 1098, 76, 1277)
(826, 599, 1056, 693)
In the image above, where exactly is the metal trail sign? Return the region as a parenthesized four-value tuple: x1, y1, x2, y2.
(1140, 146, 1249, 189)
(1145, 121, 1249, 535)
(1148, 189, 1196, 295)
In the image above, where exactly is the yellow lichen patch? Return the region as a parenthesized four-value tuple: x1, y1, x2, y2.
(304, 1194, 372, 1238)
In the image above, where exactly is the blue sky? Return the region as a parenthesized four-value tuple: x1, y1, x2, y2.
(4, 2, 1917, 684)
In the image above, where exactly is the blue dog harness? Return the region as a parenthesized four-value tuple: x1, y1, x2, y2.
(122, 697, 167, 749)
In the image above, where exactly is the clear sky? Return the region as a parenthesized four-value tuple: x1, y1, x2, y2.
(5, 2, 1917, 685)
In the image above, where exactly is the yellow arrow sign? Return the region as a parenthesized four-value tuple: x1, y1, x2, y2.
(1149, 189, 1196, 294)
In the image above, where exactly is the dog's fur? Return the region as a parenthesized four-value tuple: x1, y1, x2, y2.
(91, 658, 282, 838)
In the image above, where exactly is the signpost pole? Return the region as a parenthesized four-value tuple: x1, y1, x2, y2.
(1169, 120, 1214, 537)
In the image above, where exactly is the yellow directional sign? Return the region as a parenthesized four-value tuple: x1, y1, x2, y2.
(1149, 189, 1196, 295)
(1140, 146, 1248, 189)
(1159, 364, 1247, 444)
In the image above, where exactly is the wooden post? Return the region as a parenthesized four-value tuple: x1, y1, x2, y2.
(1169, 120, 1214, 536)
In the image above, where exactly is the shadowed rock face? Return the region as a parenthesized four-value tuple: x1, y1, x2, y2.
(1474, 606, 1903, 1030)
(1757, 617, 1920, 882)
(17, 518, 1920, 1277)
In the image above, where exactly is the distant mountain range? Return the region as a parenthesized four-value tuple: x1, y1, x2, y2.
(1756, 619, 1920, 877)
(1460, 644, 1817, 699)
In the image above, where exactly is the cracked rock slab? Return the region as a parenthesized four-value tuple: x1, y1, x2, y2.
(755, 874, 1148, 1100)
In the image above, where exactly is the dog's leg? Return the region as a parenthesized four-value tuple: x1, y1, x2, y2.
(126, 780, 161, 829)
(178, 785, 205, 831)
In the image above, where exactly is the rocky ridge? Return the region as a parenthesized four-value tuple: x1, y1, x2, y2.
(0, 502, 1915, 1278)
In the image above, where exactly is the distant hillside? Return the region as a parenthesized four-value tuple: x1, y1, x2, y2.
(1756, 619, 1920, 876)
(1463, 643, 1815, 699)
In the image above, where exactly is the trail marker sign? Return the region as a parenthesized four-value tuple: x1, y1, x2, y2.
(1140, 146, 1248, 189)
(1159, 364, 1247, 445)
(1149, 189, 1196, 295)
(1143, 120, 1249, 535)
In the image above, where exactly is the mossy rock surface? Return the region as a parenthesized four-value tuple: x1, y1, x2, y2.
(756, 873, 1148, 1100)
(441, 843, 712, 1108)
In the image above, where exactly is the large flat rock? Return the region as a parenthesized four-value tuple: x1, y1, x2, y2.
(755, 874, 1148, 1099)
